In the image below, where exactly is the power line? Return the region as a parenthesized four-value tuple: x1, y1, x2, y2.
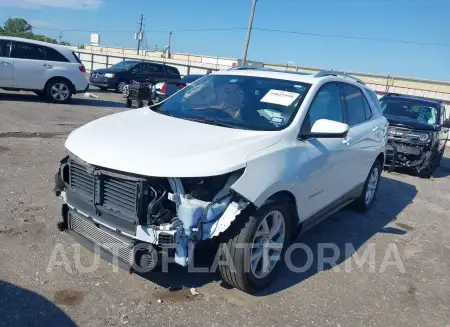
(252, 28, 450, 48)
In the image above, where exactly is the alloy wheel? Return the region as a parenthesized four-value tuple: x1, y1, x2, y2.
(51, 83, 70, 101)
(251, 210, 286, 279)
(365, 167, 379, 205)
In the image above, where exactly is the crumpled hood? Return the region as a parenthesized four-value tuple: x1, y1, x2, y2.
(65, 108, 282, 177)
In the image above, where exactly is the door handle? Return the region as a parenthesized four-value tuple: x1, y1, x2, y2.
(1, 61, 11, 65)
(343, 137, 352, 146)
(43, 64, 53, 69)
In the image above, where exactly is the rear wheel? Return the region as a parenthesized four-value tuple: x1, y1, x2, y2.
(45, 79, 72, 103)
(218, 201, 293, 294)
(354, 160, 382, 211)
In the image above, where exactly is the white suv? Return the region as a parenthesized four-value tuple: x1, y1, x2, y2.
(0, 36, 88, 103)
(55, 68, 388, 294)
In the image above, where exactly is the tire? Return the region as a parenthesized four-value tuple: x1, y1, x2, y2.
(218, 200, 293, 294)
(417, 150, 441, 178)
(116, 80, 127, 93)
(354, 160, 382, 211)
(125, 99, 132, 108)
(45, 79, 72, 103)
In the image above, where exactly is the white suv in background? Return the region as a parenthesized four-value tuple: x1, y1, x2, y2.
(55, 68, 388, 294)
(0, 36, 88, 103)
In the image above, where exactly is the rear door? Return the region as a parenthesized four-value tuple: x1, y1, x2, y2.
(0, 39, 13, 87)
(10, 41, 48, 89)
(340, 83, 380, 187)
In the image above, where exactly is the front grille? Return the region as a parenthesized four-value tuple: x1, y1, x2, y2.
(70, 162, 94, 197)
(103, 176, 138, 215)
(70, 213, 133, 264)
(69, 161, 141, 218)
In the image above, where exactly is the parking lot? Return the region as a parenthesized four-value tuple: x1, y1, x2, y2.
(1, 89, 450, 327)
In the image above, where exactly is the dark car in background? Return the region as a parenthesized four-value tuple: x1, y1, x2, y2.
(380, 94, 450, 177)
(89, 60, 181, 93)
(153, 74, 205, 102)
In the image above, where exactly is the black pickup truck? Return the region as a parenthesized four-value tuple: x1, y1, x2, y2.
(89, 60, 181, 93)
(380, 94, 450, 177)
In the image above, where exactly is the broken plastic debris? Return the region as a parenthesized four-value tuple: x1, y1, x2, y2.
(157, 299, 162, 303)
(190, 288, 199, 296)
(84, 92, 99, 99)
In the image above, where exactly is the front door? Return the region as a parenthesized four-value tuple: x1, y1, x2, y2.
(294, 82, 351, 221)
(0, 39, 13, 87)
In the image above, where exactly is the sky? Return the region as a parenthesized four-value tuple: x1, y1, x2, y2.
(0, 0, 449, 81)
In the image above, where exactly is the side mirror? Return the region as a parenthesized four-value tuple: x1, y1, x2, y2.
(442, 119, 450, 128)
(301, 119, 350, 139)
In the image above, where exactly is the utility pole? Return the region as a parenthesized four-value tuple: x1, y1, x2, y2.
(242, 0, 257, 66)
(137, 14, 144, 55)
(168, 31, 172, 58)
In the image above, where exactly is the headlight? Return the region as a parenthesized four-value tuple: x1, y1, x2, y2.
(418, 133, 430, 142)
(104, 73, 116, 78)
(406, 132, 430, 142)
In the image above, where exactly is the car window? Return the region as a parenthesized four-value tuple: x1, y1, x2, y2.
(11, 42, 46, 60)
(380, 97, 439, 126)
(45, 47, 69, 62)
(158, 74, 311, 131)
(167, 66, 180, 75)
(0, 39, 11, 57)
(148, 64, 163, 73)
(132, 63, 143, 73)
(365, 89, 381, 113)
(341, 84, 368, 125)
(302, 83, 343, 133)
(363, 95, 373, 120)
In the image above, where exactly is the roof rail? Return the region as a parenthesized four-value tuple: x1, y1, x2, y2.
(315, 70, 366, 85)
(228, 66, 261, 71)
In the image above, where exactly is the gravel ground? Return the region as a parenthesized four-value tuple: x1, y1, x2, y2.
(1, 89, 450, 327)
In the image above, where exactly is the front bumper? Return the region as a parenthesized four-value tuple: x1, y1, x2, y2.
(89, 77, 117, 89)
(386, 141, 431, 170)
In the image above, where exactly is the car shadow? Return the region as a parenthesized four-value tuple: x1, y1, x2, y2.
(136, 175, 417, 294)
(433, 154, 450, 178)
(0, 92, 124, 108)
(259, 174, 417, 296)
(387, 153, 450, 179)
(0, 281, 77, 327)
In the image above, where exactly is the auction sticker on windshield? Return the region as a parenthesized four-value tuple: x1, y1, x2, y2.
(260, 89, 300, 106)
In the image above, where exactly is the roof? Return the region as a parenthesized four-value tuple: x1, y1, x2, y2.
(0, 35, 70, 50)
(381, 93, 442, 105)
(213, 68, 365, 87)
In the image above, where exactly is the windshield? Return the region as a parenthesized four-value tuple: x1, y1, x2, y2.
(111, 61, 138, 70)
(157, 74, 311, 131)
(380, 98, 439, 126)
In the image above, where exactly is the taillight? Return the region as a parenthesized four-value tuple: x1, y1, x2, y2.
(180, 84, 186, 89)
(161, 83, 167, 94)
(79, 65, 86, 73)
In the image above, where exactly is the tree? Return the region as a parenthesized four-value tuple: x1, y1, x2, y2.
(3, 18, 32, 34)
(0, 18, 70, 46)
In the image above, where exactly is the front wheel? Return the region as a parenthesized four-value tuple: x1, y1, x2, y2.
(116, 81, 127, 93)
(218, 201, 292, 294)
(354, 160, 382, 211)
(45, 80, 72, 103)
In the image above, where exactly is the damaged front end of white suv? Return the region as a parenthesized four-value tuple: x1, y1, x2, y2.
(55, 154, 252, 271)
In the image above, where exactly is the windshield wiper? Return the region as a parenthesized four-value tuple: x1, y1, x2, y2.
(183, 117, 246, 129)
(150, 106, 173, 116)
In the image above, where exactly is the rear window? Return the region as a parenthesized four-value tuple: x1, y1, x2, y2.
(167, 66, 180, 76)
(45, 47, 69, 62)
(72, 52, 82, 64)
